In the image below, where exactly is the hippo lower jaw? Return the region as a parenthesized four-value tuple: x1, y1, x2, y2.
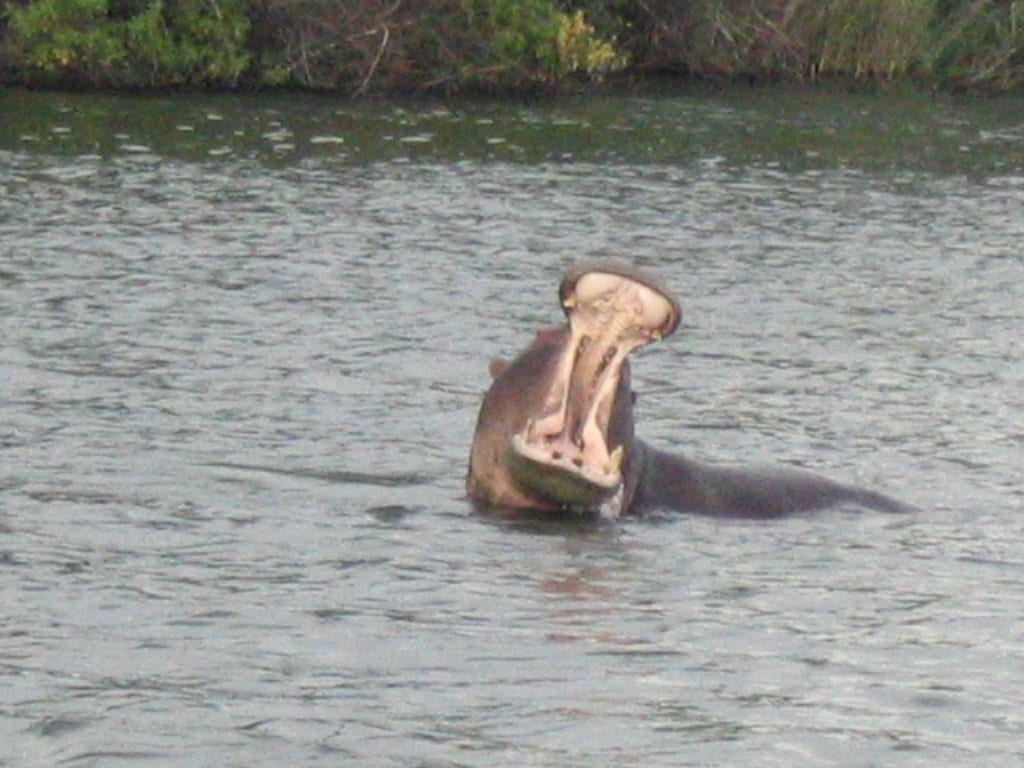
(504, 268, 678, 510)
(506, 434, 623, 511)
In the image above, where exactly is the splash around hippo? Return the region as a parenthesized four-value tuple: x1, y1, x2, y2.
(466, 260, 912, 518)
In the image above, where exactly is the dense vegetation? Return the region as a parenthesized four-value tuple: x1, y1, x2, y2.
(1, 0, 1023, 93)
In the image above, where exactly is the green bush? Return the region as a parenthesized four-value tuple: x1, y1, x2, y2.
(931, 0, 1024, 89)
(7, 0, 123, 79)
(158, 0, 250, 84)
(612, 0, 764, 76)
(553, 9, 627, 76)
(249, 0, 625, 93)
(5, 0, 251, 87)
(457, 0, 626, 85)
(413, 0, 568, 90)
(785, 0, 932, 80)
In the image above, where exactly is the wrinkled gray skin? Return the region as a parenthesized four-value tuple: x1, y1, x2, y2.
(466, 261, 913, 518)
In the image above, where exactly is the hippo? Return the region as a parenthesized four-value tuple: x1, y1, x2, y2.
(466, 261, 912, 518)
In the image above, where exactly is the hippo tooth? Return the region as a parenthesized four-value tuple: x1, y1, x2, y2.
(606, 445, 624, 475)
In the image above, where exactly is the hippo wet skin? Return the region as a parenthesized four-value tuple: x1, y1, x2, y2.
(466, 261, 912, 518)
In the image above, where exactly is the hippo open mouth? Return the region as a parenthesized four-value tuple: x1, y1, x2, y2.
(505, 263, 680, 510)
(468, 261, 913, 517)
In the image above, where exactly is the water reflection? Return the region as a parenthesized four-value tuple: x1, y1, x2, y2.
(4, 86, 1024, 175)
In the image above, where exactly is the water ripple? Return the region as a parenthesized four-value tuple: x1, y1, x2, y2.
(1, 91, 1022, 768)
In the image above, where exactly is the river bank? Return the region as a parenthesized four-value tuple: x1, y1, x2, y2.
(1, 0, 1023, 96)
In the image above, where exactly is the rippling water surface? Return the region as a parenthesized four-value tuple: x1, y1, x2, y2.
(2, 87, 1023, 767)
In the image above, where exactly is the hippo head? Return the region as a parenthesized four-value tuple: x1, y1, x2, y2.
(467, 261, 679, 516)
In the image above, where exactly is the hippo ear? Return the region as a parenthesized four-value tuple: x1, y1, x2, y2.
(489, 358, 509, 379)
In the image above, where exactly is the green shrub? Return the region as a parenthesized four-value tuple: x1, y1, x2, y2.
(249, 0, 625, 93)
(931, 0, 1024, 89)
(612, 0, 763, 76)
(785, 0, 932, 80)
(5, 0, 251, 87)
(6, 0, 124, 79)
(553, 9, 627, 76)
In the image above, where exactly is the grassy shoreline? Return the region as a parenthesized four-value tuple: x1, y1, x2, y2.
(2, 1, 1023, 95)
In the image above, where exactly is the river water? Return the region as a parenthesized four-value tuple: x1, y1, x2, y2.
(1, 86, 1022, 767)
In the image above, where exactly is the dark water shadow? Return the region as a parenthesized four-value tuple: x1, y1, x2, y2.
(205, 460, 433, 488)
(471, 501, 621, 537)
(362, 504, 423, 525)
